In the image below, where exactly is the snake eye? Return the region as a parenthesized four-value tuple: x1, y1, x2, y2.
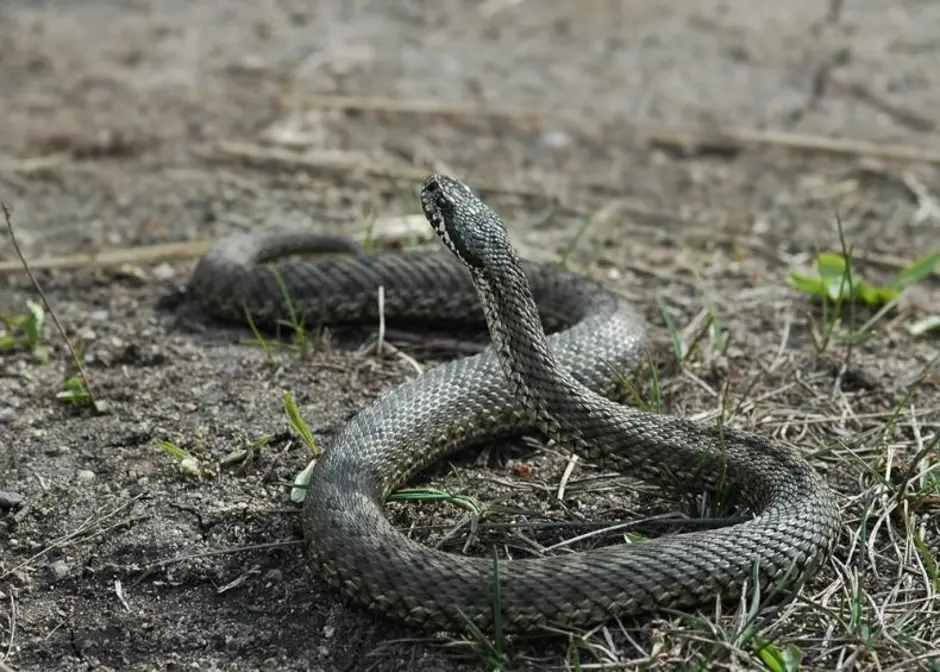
(422, 174, 486, 272)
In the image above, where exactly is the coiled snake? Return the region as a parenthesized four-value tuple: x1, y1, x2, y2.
(189, 174, 841, 633)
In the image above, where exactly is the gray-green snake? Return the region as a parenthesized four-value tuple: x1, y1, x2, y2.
(188, 174, 840, 633)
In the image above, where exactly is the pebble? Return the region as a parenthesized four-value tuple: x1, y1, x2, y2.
(0, 490, 24, 509)
(0, 407, 14, 424)
(50, 560, 71, 581)
(153, 263, 176, 280)
(77, 469, 97, 483)
(77, 327, 97, 341)
(540, 128, 572, 149)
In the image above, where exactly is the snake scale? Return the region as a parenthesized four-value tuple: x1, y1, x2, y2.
(189, 174, 841, 633)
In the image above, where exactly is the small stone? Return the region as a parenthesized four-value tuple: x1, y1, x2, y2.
(77, 327, 97, 341)
(50, 560, 71, 581)
(77, 469, 96, 483)
(89, 309, 109, 321)
(0, 408, 14, 424)
(152, 263, 176, 280)
(0, 490, 24, 509)
(541, 129, 572, 149)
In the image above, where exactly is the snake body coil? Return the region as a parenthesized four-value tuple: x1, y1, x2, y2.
(190, 175, 840, 633)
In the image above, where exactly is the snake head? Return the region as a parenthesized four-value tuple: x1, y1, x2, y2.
(421, 174, 507, 274)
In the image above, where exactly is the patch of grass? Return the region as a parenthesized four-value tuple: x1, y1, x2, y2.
(157, 433, 276, 477)
(272, 266, 314, 357)
(56, 375, 92, 405)
(789, 215, 939, 350)
(753, 636, 803, 672)
(461, 551, 511, 671)
(242, 267, 320, 359)
(3, 201, 100, 411)
(660, 300, 724, 364)
(790, 249, 939, 308)
(557, 214, 594, 269)
(0, 299, 49, 362)
(690, 268, 728, 357)
(609, 350, 663, 414)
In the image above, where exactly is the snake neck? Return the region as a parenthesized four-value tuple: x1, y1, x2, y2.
(476, 263, 596, 443)
(476, 262, 816, 512)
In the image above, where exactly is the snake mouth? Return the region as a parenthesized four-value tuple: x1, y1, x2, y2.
(420, 175, 488, 273)
(419, 176, 444, 227)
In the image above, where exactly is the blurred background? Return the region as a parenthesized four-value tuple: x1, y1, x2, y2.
(2, 0, 937, 257)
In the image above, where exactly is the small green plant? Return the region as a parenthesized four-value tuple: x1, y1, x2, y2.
(241, 267, 319, 358)
(659, 299, 725, 364)
(284, 392, 321, 503)
(156, 439, 203, 477)
(557, 215, 594, 269)
(283, 391, 317, 455)
(220, 433, 275, 468)
(753, 636, 803, 672)
(453, 551, 511, 671)
(57, 376, 91, 404)
(361, 202, 377, 253)
(388, 486, 485, 517)
(788, 249, 939, 307)
(3, 202, 99, 409)
(0, 299, 49, 362)
(608, 351, 663, 414)
(787, 215, 940, 350)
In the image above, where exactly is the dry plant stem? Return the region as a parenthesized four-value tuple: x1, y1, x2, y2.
(2, 202, 96, 406)
(0, 238, 213, 275)
(285, 93, 940, 165)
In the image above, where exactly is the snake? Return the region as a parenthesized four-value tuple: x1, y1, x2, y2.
(188, 174, 841, 633)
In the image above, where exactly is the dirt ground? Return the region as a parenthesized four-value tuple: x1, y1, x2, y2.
(1, 1, 939, 670)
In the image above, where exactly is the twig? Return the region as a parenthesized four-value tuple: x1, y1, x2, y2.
(645, 125, 940, 166)
(1, 591, 15, 671)
(0, 216, 433, 277)
(200, 141, 556, 198)
(284, 93, 940, 165)
(1, 202, 98, 408)
(0, 239, 214, 275)
(0, 493, 147, 581)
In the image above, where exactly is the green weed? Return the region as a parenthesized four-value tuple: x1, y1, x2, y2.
(788, 249, 939, 307)
(0, 299, 48, 362)
(156, 439, 203, 477)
